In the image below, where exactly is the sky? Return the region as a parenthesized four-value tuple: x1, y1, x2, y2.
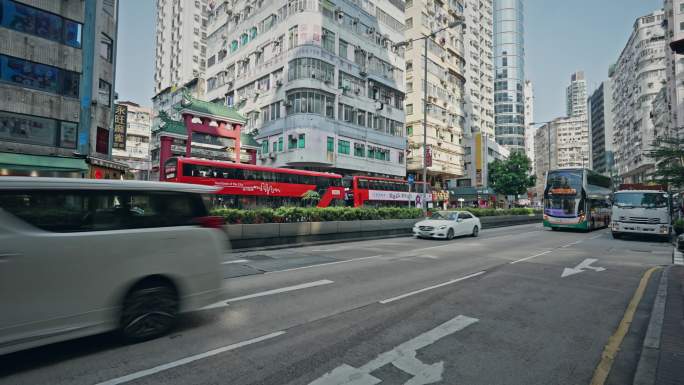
(115, 0, 663, 119)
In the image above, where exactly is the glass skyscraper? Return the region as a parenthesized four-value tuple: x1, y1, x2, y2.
(493, 0, 525, 153)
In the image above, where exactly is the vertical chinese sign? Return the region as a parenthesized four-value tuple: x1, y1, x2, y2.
(113, 103, 128, 150)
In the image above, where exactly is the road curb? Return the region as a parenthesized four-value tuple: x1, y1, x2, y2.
(632, 266, 670, 385)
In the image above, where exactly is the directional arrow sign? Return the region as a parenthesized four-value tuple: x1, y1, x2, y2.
(561, 258, 606, 278)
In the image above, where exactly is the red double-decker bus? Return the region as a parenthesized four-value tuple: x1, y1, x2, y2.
(164, 157, 344, 208)
(348, 176, 433, 207)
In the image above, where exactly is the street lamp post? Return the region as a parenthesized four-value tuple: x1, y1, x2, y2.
(395, 17, 465, 215)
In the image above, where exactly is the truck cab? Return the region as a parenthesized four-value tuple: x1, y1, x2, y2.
(611, 184, 671, 240)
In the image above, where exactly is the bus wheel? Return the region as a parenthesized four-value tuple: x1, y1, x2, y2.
(612, 232, 621, 239)
(551, 227, 559, 231)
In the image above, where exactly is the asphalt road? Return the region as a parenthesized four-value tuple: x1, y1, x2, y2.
(0, 224, 674, 385)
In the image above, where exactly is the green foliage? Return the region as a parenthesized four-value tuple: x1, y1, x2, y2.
(647, 136, 684, 188)
(301, 190, 321, 206)
(674, 218, 684, 234)
(487, 152, 536, 196)
(211, 207, 424, 224)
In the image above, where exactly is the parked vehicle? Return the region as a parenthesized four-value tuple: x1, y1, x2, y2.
(0, 177, 226, 355)
(611, 184, 672, 240)
(413, 211, 481, 240)
(347, 176, 433, 208)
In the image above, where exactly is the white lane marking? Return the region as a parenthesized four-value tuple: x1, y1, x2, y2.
(203, 280, 334, 310)
(561, 258, 606, 278)
(509, 250, 553, 264)
(221, 259, 249, 265)
(590, 234, 604, 239)
(264, 255, 384, 274)
(379, 271, 485, 304)
(561, 240, 582, 248)
(95, 331, 285, 385)
(309, 315, 479, 385)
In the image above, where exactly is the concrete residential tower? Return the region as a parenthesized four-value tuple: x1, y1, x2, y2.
(493, 0, 525, 153)
(463, 0, 495, 138)
(566, 71, 587, 118)
(611, 10, 666, 183)
(589, 79, 614, 176)
(154, 0, 208, 95)
(523, 80, 534, 172)
(204, 0, 407, 177)
(405, 0, 467, 187)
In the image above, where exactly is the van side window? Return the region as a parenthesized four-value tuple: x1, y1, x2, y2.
(0, 191, 206, 232)
(0, 191, 126, 232)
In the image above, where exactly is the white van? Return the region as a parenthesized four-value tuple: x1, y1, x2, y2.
(0, 177, 226, 355)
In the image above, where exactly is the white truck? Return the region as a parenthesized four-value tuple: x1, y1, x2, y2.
(611, 184, 671, 240)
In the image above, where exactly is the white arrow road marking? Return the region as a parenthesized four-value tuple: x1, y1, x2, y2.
(309, 315, 479, 385)
(561, 258, 606, 278)
(202, 280, 334, 310)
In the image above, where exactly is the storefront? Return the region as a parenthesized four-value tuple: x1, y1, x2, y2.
(87, 156, 128, 180)
(449, 187, 498, 208)
(0, 152, 88, 178)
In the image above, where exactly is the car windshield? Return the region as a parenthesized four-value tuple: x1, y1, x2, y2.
(614, 192, 668, 208)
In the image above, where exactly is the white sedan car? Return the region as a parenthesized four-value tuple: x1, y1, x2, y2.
(413, 211, 481, 240)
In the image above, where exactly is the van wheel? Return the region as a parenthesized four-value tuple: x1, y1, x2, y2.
(120, 284, 179, 343)
(471, 226, 479, 237)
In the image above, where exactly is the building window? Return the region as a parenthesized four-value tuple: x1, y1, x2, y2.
(339, 39, 348, 59)
(680, 3, 684, 12)
(680, 21, 684, 31)
(278, 136, 284, 151)
(338, 139, 350, 155)
(207, 55, 216, 67)
(357, 110, 365, 126)
(0, 0, 83, 48)
(272, 140, 278, 152)
(288, 26, 298, 48)
(338, 103, 354, 123)
(399, 152, 404, 164)
(288, 135, 297, 149)
(96, 127, 109, 154)
(405, 18, 413, 28)
(230, 40, 238, 52)
(98, 79, 112, 105)
(327, 136, 334, 152)
(406, 126, 413, 136)
(288, 57, 335, 83)
(261, 140, 268, 154)
(406, 104, 413, 115)
(0, 54, 79, 98)
(322, 28, 335, 53)
(298, 133, 305, 148)
(0, 110, 79, 148)
(286, 90, 335, 118)
(354, 143, 364, 157)
(100, 34, 113, 63)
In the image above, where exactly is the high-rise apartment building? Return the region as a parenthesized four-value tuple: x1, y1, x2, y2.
(611, 10, 666, 183)
(493, 0, 525, 153)
(664, 0, 684, 140)
(204, 0, 407, 177)
(154, 0, 208, 95)
(405, 0, 467, 187)
(523, 80, 534, 172)
(463, 0, 494, 137)
(112, 102, 153, 180)
(0, 0, 124, 179)
(589, 79, 614, 176)
(566, 71, 587, 118)
(533, 115, 589, 197)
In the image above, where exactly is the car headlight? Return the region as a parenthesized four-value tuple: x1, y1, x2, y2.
(438, 225, 447, 230)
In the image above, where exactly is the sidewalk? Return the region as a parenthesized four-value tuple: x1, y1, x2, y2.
(654, 265, 684, 384)
(634, 263, 684, 385)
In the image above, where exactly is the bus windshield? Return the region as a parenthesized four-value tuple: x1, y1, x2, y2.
(546, 170, 582, 197)
(613, 192, 668, 209)
(544, 197, 578, 217)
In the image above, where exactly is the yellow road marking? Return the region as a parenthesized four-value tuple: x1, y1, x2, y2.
(589, 266, 660, 385)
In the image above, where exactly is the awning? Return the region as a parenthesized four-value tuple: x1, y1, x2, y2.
(0, 152, 88, 172)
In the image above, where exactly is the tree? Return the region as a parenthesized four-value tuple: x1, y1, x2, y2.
(301, 190, 321, 207)
(488, 152, 536, 198)
(647, 136, 684, 189)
